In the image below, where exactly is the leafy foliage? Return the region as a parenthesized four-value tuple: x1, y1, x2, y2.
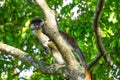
(0, 0, 120, 80)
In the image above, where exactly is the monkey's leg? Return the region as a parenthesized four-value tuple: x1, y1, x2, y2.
(48, 41, 65, 64)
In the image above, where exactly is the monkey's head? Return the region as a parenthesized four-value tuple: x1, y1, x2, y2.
(30, 17, 44, 35)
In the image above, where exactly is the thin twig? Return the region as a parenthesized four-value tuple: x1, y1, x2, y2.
(89, 0, 113, 69)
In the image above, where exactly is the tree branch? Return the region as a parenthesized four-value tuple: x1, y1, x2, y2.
(88, 53, 102, 69)
(90, 0, 113, 69)
(0, 42, 66, 76)
(35, 0, 86, 80)
(35, 0, 78, 66)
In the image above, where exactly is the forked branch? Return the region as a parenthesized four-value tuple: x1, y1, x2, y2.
(89, 0, 113, 69)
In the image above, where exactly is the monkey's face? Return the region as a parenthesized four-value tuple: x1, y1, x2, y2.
(30, 17, 43, 30)
(30, 17, 44, 36)
(30, 21, 40, 30)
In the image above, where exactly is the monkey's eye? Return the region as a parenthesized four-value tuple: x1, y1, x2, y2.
(34, 22, 40, 29)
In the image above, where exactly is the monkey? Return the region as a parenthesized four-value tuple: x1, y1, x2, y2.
(30, 17, 91, 80)
(30, 17, 65, 64)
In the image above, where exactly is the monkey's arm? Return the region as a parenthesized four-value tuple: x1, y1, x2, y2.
(34, 29, 51, 54)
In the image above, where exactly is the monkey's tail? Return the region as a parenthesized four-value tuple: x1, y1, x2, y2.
(76, 48, 92, 80)
(85, 69, 92, 80)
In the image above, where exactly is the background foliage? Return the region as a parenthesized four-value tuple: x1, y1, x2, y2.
(0, 0, 120, 80)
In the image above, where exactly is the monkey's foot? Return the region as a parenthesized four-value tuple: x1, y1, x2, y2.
(48, 63, 65, 71)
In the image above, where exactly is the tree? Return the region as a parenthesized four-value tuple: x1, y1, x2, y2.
(0, 0, 120, 80)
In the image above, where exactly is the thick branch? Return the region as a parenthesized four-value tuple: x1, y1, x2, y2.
(35, 0, 80, 69)
(91, 0, 113, 68)
(0, 42, 66, 76)
(35, 0, 86, 80)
